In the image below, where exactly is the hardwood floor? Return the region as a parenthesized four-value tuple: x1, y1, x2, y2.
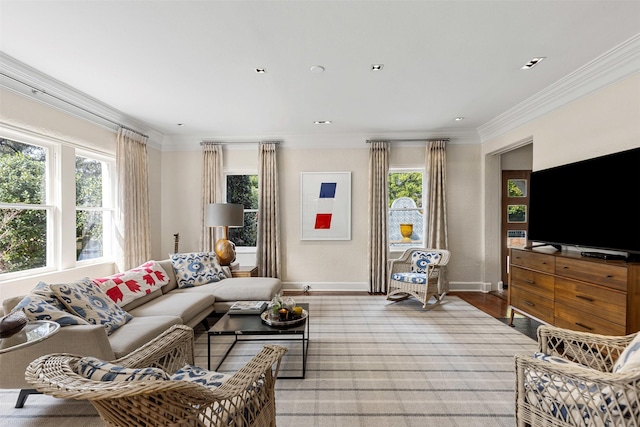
(284, 290, 541, 341)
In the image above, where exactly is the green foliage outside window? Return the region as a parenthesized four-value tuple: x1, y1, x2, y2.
(227, 175, 258, 247)
(388, 172, 422, 208)
(0, 139, 47, 273)
(75, 156, 104, 260)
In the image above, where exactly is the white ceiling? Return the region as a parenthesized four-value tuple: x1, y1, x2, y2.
(1, 1, 639, 147)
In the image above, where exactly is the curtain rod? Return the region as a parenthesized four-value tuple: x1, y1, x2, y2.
(1, 72, 149, 139)
(366, 138, 450, 143)
(200, 140, 281, 145)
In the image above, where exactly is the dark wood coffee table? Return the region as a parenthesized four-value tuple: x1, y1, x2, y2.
(207, 303, 309, 379)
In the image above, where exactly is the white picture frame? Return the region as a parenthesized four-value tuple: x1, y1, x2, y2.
(300, 171, 351, 240)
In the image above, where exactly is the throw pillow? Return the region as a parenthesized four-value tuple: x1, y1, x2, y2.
(74, 356, 169, 382)
(171, 364, 231, 388)
(93, 261, 170, 307)
(410, 251, 442, 273)
(170, 252, 226, 288)
(51, 278, 133, 335)
(613, 333, 640, 373)
(12, 281, 89, 326)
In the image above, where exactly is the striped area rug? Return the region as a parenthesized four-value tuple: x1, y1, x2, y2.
(0, 295, 537, 426)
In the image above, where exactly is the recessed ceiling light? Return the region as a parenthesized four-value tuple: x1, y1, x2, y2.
(371, 64, 384, 71)
(255, 68, 266, 73)
(521, 57, 546, 70)
(313, 120, 332, 125)
(454, 117, 465, 121)
(310, 65, 325, 73)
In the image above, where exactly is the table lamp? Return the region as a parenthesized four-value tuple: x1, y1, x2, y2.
(206, 203, 244, 266)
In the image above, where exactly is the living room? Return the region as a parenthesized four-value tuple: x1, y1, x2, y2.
(1, 1, 640, 425)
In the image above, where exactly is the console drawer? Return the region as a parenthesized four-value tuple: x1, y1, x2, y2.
(555, 278, 626, 326)
(510, 286, 554, 324)
(555, 257, 627, 291)
(510, 266, 554, 299)
(555, 302, 626, 336)
(510, 249, 554, 273)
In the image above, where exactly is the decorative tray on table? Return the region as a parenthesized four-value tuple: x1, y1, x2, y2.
(260, 309, 308, 327)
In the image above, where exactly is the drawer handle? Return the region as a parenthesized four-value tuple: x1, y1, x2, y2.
(524, 279, 535, 285)
(524, 301, 535, 307)
(563, 266, 569, 269)
(606, 274, 613, 278)
(576, 295, 594, 302)
(575, 322, 593, 331)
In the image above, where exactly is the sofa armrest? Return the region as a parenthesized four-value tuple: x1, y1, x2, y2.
(0, 324, 113, 389)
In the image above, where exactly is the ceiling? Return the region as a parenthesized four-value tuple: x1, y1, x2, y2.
(1, 1, 639, 147)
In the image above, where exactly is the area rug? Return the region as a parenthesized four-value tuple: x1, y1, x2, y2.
(0, 295, 538, 426)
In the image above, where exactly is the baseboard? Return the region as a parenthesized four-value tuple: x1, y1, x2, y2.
(282, 281, 491, 293)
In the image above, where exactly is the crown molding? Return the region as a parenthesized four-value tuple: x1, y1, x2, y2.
(477, 34, 640, 143)
(0, 52, 165, 150)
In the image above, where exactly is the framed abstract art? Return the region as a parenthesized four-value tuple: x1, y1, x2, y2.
(300, 172, 351, 240)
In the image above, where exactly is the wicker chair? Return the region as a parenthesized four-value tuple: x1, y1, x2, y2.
(25, 324, 288, 426)
(387, 248, 451, 309)
(515, 325, 640, 426)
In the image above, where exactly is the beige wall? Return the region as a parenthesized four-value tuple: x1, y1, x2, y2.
(481, 73, 640, 286)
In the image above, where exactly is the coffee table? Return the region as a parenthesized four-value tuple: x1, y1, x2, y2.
(207, 303, 309, 379)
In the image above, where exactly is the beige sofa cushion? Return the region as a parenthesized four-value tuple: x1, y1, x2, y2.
(172, 277, 281, 302)
(108, 315, 182, 358)
(126, 292, 215, 324)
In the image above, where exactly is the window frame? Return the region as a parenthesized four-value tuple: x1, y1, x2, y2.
(0, 127, 116, 280)
(224, 171, 259, 253)
(388, 168, 426, 251)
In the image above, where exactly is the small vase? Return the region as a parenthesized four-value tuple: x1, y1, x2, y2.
(400, 223, 413, 243)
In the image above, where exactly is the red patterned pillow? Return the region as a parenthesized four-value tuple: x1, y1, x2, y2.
(93, 261, 170, 307)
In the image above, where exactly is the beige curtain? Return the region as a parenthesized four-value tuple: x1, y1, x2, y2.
(425, 140, 449, 291)
(201, 143, 224, 252)
(256, 142, 281, 278)
(115, 128, 151, 271)
(368, 141, 389, 294)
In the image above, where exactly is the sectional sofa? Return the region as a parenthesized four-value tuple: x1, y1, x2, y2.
(0, 255, 281, 407)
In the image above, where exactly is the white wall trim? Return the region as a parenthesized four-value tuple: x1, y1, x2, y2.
(478, 34, 640, 143)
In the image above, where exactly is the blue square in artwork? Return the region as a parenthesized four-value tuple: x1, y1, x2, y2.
(319, 182, 337, 198)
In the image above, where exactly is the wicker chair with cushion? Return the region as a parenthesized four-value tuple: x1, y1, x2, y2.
(387, 248, 451, 309)
(515, 324, 640, 426)
(25, 324, 288, 426)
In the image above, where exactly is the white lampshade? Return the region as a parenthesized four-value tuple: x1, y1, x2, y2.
(206, 203, 244, 227)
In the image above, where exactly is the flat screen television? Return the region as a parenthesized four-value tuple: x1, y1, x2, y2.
(527, 147, 640, 260)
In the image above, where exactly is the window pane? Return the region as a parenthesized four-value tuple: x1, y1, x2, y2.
(227, 175, 258, 209)
(507, 179, 527, 197)
(388, 172, 422, 208)
(76, 210, 104, 260)
(229, 211, 258, 247)
(76, 156, 103, 207)
(0, 208, 47, 273)
(0, 139, 46, 204)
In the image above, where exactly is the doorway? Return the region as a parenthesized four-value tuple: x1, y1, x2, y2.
(500, 170, 531, 286)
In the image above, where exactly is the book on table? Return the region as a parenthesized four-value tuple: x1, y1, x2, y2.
(228, 301, 268, 315)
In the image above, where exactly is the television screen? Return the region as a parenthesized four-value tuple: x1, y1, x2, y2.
(528, 147, 640, 256)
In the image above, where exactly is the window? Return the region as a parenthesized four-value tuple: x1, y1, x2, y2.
(0, 138, 51, 274)
(75, 154, 114, 261)
(388, 170, 424, 250)
(226, 174, 258, 248)
(0, 133, 116, 278)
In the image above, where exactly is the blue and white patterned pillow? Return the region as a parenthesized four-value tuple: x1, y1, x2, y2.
(170, 252, 226, 288)
(12, 281, 89, 326)
(391, 272, 428, 284)
(171, 364, 231, 388)
(410, 251, 442, 274)
(74, 357, 170, 382)
(51, 278, 133, 335)
(613, 334, 640, 373)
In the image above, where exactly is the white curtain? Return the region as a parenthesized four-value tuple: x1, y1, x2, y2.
(425, 140, 449, 291)
(256, 142, 281, 278)
(115, 128, 151, 271)
(201, 143, 224, 252)
(368, 141, 389, 294)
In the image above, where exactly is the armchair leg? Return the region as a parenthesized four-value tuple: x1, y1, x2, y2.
(15, 388, 40, 408)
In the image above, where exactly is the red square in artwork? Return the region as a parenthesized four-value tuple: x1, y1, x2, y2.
(314, 213, 333, 229)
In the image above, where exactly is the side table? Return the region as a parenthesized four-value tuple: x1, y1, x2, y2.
(231, 265, 258, 277)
